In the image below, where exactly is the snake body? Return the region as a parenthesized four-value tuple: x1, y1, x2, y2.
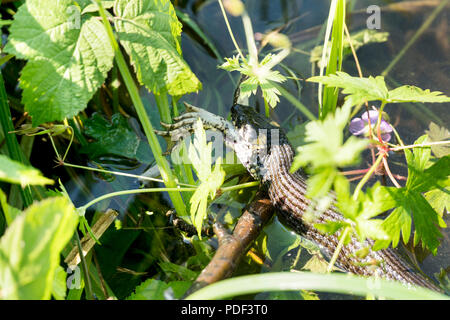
(165, 103, 442, 292)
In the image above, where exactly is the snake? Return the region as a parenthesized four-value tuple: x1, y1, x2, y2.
(159, 102, 443, 292)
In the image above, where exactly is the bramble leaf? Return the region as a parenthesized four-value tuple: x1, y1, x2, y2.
(5, 0, 114, 125)
(114, 0, 201, 95)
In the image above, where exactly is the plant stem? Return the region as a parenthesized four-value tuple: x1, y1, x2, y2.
(95, 0, 187, 216)
(0, 71, 33, 207)
(353, 153, 384, 200)
(62, 161, 196, 187)
(390, 140, 450, 151)
(79, 187, 197, 213)
(218, 0, 245, 61)
(327, 226, 350, 273)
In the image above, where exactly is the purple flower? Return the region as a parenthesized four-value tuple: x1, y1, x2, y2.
(349, 110, 393, 142)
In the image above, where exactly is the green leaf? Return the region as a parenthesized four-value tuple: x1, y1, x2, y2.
(425, 122, 450, 158)
(291, 103, 368, 172)
(387, 86, 450, 103)
(308, 72, 450, 106)
(127, 278, 191, 300)
(52, 266, 67, 300)
(80, 113, 153, 163)
(219, 54, 287, 108)
(114, 0, 201, 96)
(5, 0, 114, 125)
(188, 120, 225, 237)
(0, 154, 53, 187)
(374, 138, 448, 254)
(159, 261, 198, 281)
(0, 197, 79, 299)
(308, 72, 389, 106)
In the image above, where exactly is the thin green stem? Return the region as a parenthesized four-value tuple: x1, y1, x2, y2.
(218, 0, 245, 61)
(79, 187, 197, 213)
(0, 71, 33, 207)
(241, 10, 258, 65)
(95, 0, 187, 216)
(327, 226, 350, 273)
(390, 140, 450, 152)
(221, 181, 259, 193)
(62, 161, 196, 187)
(353, 153, 384, 200)
(154, 92, 172, 124)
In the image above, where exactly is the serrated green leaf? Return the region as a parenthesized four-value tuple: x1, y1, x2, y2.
(387, 86, 450, 103)
(425, 186, 450, 217)
(308, 72, 389, 106)
(291, 103, 368, 172)
(5, 1, 114, 125)
(0, 154, 53, 187)
(0, 197, 79, 299)
(308, 71, 450, 106)
(374, 139, 448, 254)
(188, 120, 225, 237)
(425, 122, 450, 158)
(114, 0, 201, 96)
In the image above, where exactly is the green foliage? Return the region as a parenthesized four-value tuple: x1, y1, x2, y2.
(5, 0, 115, 125)
(80, 113, 153, 163)
(5, 0, 201, 126)
(188, 120, 225, 237)
(0, 197, 79, 299)
(425, 122, 450, 158)
(373, 137, 449, 254)
(220, 54, 287, 107)
(114, 0, 202, 96)
(291, 101, 368, 197)
(0, 154, 53, 187)
(309, 72, 450, 107)
(127, 278, 190, 300)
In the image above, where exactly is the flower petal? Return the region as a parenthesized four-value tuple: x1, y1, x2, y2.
(379, 120, 393, 133)
(361, 110, 379, 125)
(349, 118, 366, 135)
(381, 133, 392, 142)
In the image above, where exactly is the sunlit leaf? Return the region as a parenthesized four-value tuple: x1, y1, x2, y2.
(425, 122, 450, 158)
(114, 0, 201, 95)
(188, 120, 225, 237)
(0, 197, 79, 299)
(0, 154, 53, 187)
(5, 0, 114, 125)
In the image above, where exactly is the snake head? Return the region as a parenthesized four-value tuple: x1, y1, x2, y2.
(230, 104, 289, 181)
